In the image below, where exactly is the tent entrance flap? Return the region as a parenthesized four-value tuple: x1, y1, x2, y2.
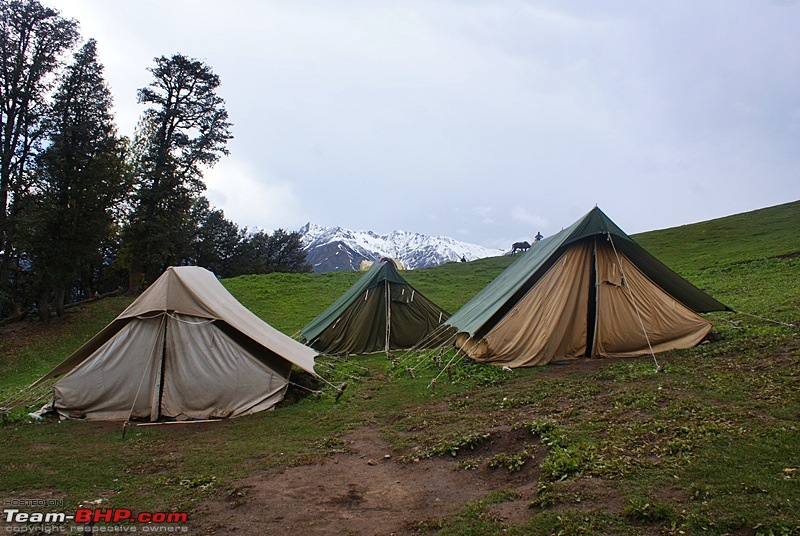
(152, 314, 169, 421)
(160, 314, 290, 419)
(52, 316, 165, 421)
(585, 237, 599, 357)
(460, 243, 592, 367)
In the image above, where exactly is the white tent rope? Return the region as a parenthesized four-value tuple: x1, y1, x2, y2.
(394, 329, 442, 367)
(165, 312, 215, 325)
(607, 234, 661, 371)
(407, 346, 442, 371)
(428, 333, 482, 387)
(316, 353, 371, 371)
(313, 361, 365, 385)
(401, 346, 440, 373)
(0, 380, 55, 414)
(134, 312, 166, 320)
(736, 310, 796, 328)
(408, 331, 458, 373)
(133, 312, 217, 325)
(285, 379, 324, 395)
(430, 335, 482, 383)
(393, 322, 456, 370)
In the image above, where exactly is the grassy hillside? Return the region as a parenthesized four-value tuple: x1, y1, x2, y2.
(221, 255, 518, 335)
(1, 200, 798, 535)
(633, 199, 800, 271)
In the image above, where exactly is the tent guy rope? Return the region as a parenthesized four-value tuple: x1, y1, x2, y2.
(606, 234, 662, 372)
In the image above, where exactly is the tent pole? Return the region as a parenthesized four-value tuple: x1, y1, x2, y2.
(385, 280, 391, 355)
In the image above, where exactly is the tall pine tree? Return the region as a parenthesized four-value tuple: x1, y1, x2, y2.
(122, 54, 232, 292)
(24, 39, 129, 319)
(0, 0, 78, 315)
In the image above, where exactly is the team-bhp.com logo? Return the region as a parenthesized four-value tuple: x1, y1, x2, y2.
(4, 507, 188, 532)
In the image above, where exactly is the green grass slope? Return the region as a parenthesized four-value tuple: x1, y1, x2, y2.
(633, 199, 800, 271)
(1, 200, 798, 535)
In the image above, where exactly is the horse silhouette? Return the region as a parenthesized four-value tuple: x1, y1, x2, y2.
(511, 241, 531, 255)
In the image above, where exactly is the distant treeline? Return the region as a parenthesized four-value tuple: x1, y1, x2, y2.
(0, 0, 310, 321)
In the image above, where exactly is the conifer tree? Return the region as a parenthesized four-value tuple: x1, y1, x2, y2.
(0, 0, 78, 314)
(23, 39, 129, 319)
(122, 54, 232, 292)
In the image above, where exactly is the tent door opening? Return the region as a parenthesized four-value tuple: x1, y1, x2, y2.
(584, 237, 599, 357)
(149, 314, 169, 421)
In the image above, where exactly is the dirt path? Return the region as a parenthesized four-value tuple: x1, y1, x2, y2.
(190, 358, 642, 534)
(191, 425, 547, 535)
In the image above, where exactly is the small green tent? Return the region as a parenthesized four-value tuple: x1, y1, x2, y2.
(445, 207, 731, 367)
(301, 259, 450, 355)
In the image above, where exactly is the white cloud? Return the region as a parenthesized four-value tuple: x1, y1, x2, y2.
(203, 158, 308, 233)
(510, 207, 548, 230)
(472, 206, 496, 225)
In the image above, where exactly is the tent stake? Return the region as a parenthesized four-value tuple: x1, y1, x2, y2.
(334, 382, 348, 403)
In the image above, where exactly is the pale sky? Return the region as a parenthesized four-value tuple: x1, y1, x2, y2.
(49, 1, 800, 249)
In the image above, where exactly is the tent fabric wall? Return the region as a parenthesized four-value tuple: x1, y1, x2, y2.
(311, 287, 388, 355)
(39, 266, 318, 421)
(159, 315, 291, 419)
(593, 240, 711, 357)
(387, 285, 449, 349)
(458, 243, 592, 367)
(52, 316, 166, 421)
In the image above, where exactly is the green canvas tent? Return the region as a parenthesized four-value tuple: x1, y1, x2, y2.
(34, 266, 319, 421)
(445, 207, 731, 367)
(301, 259, 450, 355)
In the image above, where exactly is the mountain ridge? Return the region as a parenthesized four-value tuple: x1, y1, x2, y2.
(299, 222, 505, 272)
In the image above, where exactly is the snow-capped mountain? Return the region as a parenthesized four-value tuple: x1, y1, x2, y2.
(299, 223, 504, 272)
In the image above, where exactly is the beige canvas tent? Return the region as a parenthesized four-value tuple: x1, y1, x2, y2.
(445, 207, 731, 367)
(34, 266, 318, 421)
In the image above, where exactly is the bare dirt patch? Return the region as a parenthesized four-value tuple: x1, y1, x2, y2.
(190, 357, 653, 534)
(192, 426, 546, 535)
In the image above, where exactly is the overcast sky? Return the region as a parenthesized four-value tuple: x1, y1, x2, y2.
(49, 0, 800, 249)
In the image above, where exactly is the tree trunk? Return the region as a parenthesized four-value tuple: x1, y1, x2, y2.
(37, 290, 51, 322)
(128, 261, 144, 295)
(55, 287, 66, 317)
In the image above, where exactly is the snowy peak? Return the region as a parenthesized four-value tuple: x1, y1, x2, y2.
(299, 223, 503, 272)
